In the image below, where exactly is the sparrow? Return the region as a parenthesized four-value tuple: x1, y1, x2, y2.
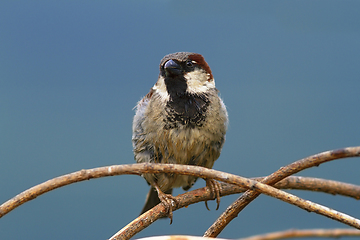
(132, 52, 228, 222)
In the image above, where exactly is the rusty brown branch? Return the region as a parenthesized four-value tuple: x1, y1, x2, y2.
(1, 146, 359, 240)
(204, 146, 360, 237)
(112, 176, 360, 240)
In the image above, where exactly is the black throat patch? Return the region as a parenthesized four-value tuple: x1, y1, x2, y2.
(164, 76, 209, 129)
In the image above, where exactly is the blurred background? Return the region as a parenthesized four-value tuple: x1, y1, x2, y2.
(1, 1, 359, 239)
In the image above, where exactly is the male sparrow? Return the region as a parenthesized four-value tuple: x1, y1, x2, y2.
(132, 52, 228, 221)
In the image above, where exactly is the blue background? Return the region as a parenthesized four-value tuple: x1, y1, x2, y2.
(1, 1, 359, 239)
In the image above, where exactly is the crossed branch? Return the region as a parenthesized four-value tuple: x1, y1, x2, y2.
(1, 146, 360, 240)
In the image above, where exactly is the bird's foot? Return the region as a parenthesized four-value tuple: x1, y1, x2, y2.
(205, 179, 221, 210)
(155, 185, 178, 224)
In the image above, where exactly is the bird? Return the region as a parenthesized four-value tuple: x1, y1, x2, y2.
(132, 52, 228, 222)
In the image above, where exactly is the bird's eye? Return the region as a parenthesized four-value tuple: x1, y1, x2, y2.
(186, 60, 194, 68)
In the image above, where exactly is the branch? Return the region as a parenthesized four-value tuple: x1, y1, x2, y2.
(112, 177, 360, 240)
(2, 167, 360, 239)
(204, 146, 360, 237)
(275, 176, 360, 199)
(2, 172, 359, 220)
(109, 168, 360, 239)
(1, 146, 359, 239)
(214, 176, 360, 200)
(240, 228, 360, 240)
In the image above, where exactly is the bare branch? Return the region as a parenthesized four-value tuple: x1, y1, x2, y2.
(2, 167, 360, 240)
(275, 176, 360, 199)
(0, 146, 359, 240)
(111, 176, 360, 240)
(111, 168, 360, 239)
(204, 146, 360, 237)
(240, 228, 360, 240)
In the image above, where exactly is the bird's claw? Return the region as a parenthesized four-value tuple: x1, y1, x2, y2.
(155, 185, 178, 224)
(205, 179, 221, 210)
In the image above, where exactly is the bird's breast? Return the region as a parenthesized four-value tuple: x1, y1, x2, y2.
(141, 91, 226, 166)
(164, 93, 209, 129)
(153, 124, 221, 167)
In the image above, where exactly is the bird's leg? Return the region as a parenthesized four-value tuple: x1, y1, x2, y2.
(154, 184, 178, 224)
(204, 179, 221, 210)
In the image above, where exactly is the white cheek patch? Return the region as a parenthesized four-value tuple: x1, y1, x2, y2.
(153, 76, 170, 101)
(184, 69, 216, 94)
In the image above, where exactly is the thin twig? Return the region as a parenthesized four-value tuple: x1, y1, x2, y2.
(240, 228, 360, 240)
(217, 176, 360, 200)
(275, 176, 360, 199)
(203, 146, 360, 237)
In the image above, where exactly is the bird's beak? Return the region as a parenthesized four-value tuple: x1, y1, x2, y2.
(164, 59, 182, 76)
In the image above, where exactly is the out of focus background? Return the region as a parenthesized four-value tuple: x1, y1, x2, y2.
(1, 1, 359, 239)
